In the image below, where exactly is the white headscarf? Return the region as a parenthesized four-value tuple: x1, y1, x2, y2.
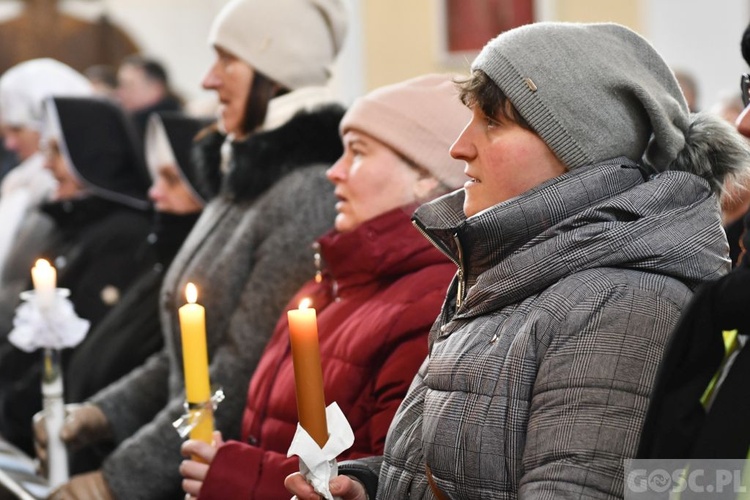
(0, 59, 93, 281)
(0, 58, 93, 130)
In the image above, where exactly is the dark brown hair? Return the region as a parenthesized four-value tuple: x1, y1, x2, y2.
(456, 70, 531, 130)
(241, 72, 289, 134)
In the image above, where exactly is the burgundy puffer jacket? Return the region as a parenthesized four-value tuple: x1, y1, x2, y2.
(199, 206, 454, 499)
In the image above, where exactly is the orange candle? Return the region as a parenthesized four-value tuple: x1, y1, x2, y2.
(178, 283, 213, 444)
(288, 298, 328, 447)
(31, 259, 56, 307)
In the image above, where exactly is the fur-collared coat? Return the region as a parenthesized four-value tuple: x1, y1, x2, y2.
(91, 104, 344, 499)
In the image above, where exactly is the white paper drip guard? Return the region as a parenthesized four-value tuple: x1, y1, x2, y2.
(287, 402, 355, 500)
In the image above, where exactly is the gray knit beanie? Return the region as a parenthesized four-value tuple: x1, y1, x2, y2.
(208, 0, 348, 90)
(474, 22, 750, 192)
(340, 74, 470, 189)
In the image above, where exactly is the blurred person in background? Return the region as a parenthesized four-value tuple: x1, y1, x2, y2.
(117, 55, 182, 142)
(84, 64, 119, 101)
(0, 59, 93, 290)
(0, 136, 18, 182)
(0, 96, 152, 458)
(674, 67, 701, 112)
(710, 90, 750, 266)
(52, 112, 213, 475)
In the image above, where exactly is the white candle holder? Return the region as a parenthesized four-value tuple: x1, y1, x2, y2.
(8, 289, 90, 489)
(287, 402, 354, 500)
(41, 347, 68, 489)
(11, 289, 88, 352)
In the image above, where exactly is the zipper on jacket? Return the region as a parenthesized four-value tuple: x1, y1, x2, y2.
(411, 219, 467, 308)
(452, 232, 466, 308)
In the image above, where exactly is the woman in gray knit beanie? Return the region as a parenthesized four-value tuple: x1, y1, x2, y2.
(288, 22, 750, 500)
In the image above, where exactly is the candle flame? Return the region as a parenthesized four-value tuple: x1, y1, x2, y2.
(34, 258, 52, 270)
(185, 283, 198, 304)
(298, 298, 312, 310)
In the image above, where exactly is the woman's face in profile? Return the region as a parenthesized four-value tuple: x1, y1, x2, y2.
(326, 130, 431, 233)
(42, 138, 84, 201)
(1, 124, 40, 162)
(148, 163, 203, 215)
(202, 46, 254, 137)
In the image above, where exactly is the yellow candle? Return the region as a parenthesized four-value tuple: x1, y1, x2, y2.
(178, 283, 213, 444)
(288, 298, 328, 447)
(31, 259, 56, 307)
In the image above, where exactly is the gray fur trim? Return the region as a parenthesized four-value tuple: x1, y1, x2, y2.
(667, 112, 750, 195)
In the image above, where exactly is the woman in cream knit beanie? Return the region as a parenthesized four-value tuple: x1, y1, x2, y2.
(42, 1, 349, 499)
(205, 0, 348, 137)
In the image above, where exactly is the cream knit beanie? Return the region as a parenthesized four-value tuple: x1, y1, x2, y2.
(208, 0, 348, 90)
(340, 74, 470, 189)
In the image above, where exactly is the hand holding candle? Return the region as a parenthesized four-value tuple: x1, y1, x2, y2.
(178, 283, 213, 444)
(288, 298, 328, 448)
(31, 260, 68, 486)
(32, 259, 56, 308)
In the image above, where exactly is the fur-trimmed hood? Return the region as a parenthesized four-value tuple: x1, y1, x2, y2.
(192, 103, 345, 201)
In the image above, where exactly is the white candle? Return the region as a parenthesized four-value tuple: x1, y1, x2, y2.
(31, 259, 56, 308)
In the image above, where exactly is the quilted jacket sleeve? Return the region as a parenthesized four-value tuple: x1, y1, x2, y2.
(519, 276, 687, 499)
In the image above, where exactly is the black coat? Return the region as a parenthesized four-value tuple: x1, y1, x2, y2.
(0, 97, 154, 454)
(638, 212, 750, 463)
(0, 197, 152, 455)
(63, 212, 199, 473)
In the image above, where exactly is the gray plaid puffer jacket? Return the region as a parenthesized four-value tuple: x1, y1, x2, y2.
(373, 159, 729, 499)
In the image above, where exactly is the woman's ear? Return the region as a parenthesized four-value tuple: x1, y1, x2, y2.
(413, 176, 441, 202)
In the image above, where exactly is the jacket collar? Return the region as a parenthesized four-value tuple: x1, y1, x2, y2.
(219, 103, 344, 202)
(414, 158, 727, 317)
(262, 86, 338, 131)
(318, 206, 448, 294)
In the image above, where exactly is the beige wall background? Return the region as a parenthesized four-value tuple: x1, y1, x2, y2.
(359, 0, 746, 111)
(0, 0, 745, 112)
(361, 0, 642, 91)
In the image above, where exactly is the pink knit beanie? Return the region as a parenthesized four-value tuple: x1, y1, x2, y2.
(340, 74, 470, 190)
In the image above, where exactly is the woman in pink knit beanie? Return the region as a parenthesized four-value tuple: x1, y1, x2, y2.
(178, 73, 470, 499)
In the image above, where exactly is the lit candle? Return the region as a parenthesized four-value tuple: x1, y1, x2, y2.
(31, 259, 56, 308)
(178, 283, 213, 444)
(288, 298, 328, 447)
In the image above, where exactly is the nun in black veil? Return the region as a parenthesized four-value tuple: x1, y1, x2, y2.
(61, 111, 214, 473)
(0, 96, 153, 455)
